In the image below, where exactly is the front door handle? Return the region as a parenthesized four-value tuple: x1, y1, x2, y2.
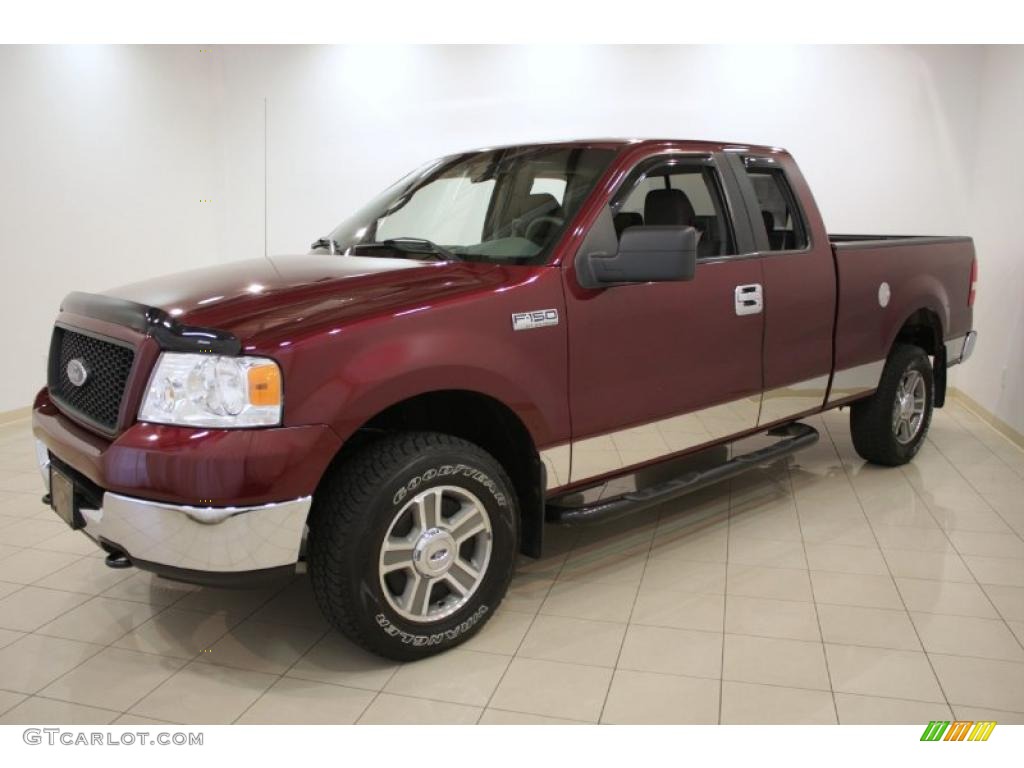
(735, 284, 763, 316)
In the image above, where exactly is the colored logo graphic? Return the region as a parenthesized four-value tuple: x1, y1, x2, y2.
(921, 721, 997, 742)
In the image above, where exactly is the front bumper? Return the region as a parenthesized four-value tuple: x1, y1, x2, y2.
(38, 438, 310, 579)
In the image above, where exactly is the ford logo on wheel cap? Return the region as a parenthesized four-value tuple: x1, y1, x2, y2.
(66, 358, 89, 387)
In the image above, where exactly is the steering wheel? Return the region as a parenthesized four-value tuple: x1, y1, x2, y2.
(524, 215, 565, 243)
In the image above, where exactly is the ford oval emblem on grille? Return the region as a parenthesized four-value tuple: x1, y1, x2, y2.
(66, 358, 89, 387)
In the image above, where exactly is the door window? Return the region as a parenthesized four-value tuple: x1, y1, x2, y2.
(742, 160, 809, 251)
(612, 160, 737, 258)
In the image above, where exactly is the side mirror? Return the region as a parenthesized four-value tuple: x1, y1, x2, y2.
(578, 225, 698, 288)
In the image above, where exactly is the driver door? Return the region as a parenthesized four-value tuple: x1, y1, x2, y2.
(565, 153, 765, 484)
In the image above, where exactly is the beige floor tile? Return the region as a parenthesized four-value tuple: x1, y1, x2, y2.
(648, 526, 728, 564)
(720, 680, 836, 724)
(884, 549, 975, 582)
(489, 657, 612, 722)
(723, 634, 829, 690)
(834, 692, 953, 724)
(460, 609, 534, 655)
(826, 644, 944, 702)
(0, 549, 81, 584)
(38, 596, 161, 645)
(384, 649, 509, 706)
(237, 677, 375, 724)
(173, 584, 284, 617)
(358, 693, 481, 724)
(1009, 620, 1024, 645)
(806, 543, 889, 576)
(798, 516, 877, 548)
(817, 604, 921, 651)
(113, 608, 236, 659)
(0, 543, 18, 561)
(114, 713, 177, 725)
(910, 612, 1024, 662)
(964, 555, 1024, 588)
(202, 620, 324, 674)
(724, 595, 820, 641)
(34, 527, 101, 555)
(640, 558, 726, 594)
(948, 531, 1024, 559)
(0, 627, 24, 649)
(0, 696, 119, 724)
(286, 633, 399, 691)
(618, 624, 721, 678)
(517, 614, 625, 667)
(130, 660, 277, 724)
(728, 511, 803, 542)
(479, 708, 586, 724)
(601, 669, 719, 724)
(810, 571, 903, 609)
(630, 589, 724, 633)
(0, 585, 91, 632)
(952, 705, 1024, 725)
(0, 689, 26, 716)
(727, 564, 813, 602)
(502, 573, 555, 615)
(34, 556, 135, 595)
(896, 577, 999, 618)
(40, 647, 187, 711)
(0, 580, 20, 600)
(0, 634, 103, 693)
(0, 518, 69, 548)
(540, 580, 638, 622)
(727, 537, 807, 569)
(102, 571, 197, 606)
(930, 653, 1024, 712)
(981, 583, 1024, 620)
(869, 525, 954, 553)
(240, 578, 329, 630)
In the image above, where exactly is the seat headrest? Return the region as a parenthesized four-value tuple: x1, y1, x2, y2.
(644, 188, 695, 227)
(613, 211, 643, 237)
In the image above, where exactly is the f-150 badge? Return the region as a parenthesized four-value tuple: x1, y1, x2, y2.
(512, 309, 559, 331)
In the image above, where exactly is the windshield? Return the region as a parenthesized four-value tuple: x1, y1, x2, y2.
(318, 146, 615, 265)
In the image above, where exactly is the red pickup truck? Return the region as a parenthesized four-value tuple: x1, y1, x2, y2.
(32, 139, 978, 659)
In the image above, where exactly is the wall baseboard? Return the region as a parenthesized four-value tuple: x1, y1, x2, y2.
(948, 388, 1024, 452)
(0, 406, 30, 426)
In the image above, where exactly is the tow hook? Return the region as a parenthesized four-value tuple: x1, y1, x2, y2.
(104, 552, 132, 569)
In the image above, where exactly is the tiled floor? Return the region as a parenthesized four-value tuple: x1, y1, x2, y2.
(1, 403, 1023, 725)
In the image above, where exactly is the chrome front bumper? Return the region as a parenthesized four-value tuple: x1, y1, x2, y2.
(946, 331, 979, 367)
(36, 441, 309, 575)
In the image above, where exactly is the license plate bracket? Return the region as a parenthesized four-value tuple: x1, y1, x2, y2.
(50, 467, 83, 530)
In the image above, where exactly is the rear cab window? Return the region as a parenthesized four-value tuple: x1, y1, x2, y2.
(611, 157, 737, 259)
(741, 157, 809, 252)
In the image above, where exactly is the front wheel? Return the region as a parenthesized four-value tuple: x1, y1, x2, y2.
(308, 432, 517, 661)
(850, 344, 934, 466)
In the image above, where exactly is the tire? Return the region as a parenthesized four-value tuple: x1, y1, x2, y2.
(850, 344, 934, 466)
(308, 431, 517, 661)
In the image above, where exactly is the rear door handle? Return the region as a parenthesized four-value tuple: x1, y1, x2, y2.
(735, 284, 763, 316)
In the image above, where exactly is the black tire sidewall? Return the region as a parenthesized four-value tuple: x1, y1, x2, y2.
(345, 447, 516, 656)
(874, 347, 934, 463)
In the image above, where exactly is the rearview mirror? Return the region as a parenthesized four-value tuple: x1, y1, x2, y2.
(577, 225, 698, 288)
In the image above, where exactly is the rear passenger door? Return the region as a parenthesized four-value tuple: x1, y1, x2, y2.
(565, 153, 766, 485)
(726, 153, 836, 426)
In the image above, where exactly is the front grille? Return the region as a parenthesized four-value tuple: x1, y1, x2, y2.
(48, 327, 135, 433)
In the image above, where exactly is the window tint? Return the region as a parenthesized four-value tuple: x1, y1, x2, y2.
(613, 162, 736, 258)
(742, 161, 809, 251)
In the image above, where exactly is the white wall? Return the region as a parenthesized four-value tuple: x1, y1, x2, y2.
(1, 44, 1019, 436)
(954, 46, 1024, 435)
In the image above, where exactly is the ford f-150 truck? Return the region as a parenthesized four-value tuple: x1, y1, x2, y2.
(32, 139, 978, 659)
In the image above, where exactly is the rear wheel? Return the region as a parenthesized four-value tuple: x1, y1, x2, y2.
(308, 432, 517, 661)
(850, 344, 934, 466)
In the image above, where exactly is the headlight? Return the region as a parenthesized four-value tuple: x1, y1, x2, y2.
(139, 353, 282, 428)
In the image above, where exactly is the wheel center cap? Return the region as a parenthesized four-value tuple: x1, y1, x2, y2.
(412, 528, 456, 577)
(899, 393, 915, 420)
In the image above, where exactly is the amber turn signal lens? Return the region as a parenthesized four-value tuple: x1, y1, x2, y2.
(247, 364, 282, 406)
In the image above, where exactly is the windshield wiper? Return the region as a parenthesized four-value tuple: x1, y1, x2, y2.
(310, 238, 342, 254)
(357, 237, 461, 261)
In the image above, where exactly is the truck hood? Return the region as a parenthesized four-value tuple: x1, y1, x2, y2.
(103, 254, 502, 344)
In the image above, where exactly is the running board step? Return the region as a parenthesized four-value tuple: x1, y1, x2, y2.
(547, 422, 819, 526)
